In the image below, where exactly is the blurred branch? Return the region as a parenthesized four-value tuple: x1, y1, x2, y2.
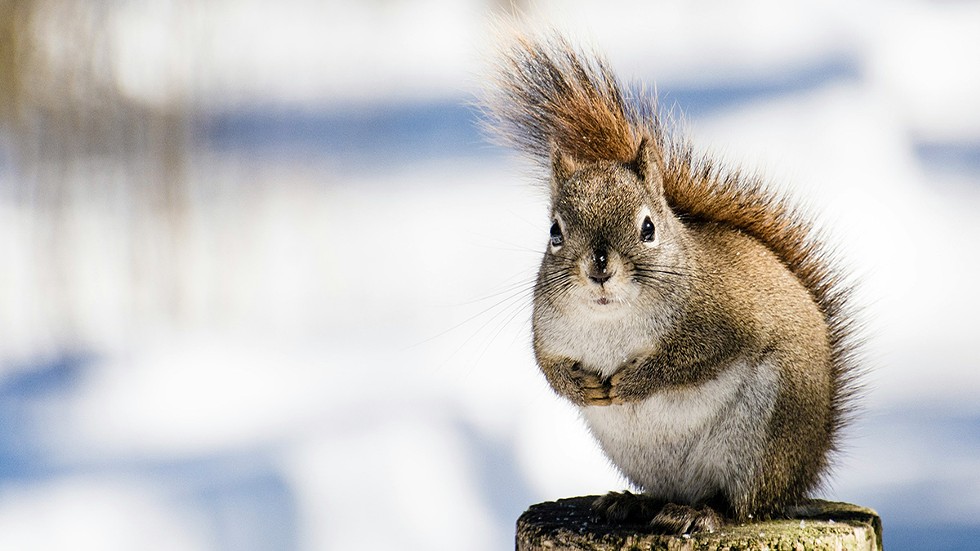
(1, 0, 188, 207)
(0, 0, 30, 124)
(0, 0, 193, 334)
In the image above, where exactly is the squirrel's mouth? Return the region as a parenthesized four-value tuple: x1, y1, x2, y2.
(596, 297, 611, 306)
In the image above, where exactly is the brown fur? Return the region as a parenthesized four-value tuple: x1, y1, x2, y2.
(484, 32, 862, 467)
(483, 33, 865, 529)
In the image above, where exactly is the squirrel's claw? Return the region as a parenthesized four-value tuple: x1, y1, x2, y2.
(592, 493, 724, 535)
(650, 503, 723, 535)
(591, 491, 664, 524)
(571, 367, 613, 406)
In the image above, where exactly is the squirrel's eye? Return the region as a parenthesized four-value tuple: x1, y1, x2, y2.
(640, 216, 655, 243)
(549, 221, 564, 248)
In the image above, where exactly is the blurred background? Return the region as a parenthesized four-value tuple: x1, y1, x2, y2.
(1, 0, 979, 549)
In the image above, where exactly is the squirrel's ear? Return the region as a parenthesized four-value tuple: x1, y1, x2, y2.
(550, 143, 576, 188)
(631, 136, 662, 193)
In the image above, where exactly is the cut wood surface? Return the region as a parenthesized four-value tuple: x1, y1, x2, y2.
(517, 497, 882, 550)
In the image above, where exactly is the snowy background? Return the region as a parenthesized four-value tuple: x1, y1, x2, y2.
(1, 0, 979, 549)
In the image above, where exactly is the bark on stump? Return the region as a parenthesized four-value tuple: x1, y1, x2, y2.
(517, 497, 881, 550)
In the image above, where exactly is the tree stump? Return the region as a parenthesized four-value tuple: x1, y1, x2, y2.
(517, 497, 881, 550)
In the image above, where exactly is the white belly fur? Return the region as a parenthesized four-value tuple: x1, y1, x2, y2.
(581, 359, 779, 504)
(536, 304, 666, 379)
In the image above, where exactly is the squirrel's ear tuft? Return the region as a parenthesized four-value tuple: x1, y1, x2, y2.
(631, 136, 662, 193)
(550, 143, 576, 193)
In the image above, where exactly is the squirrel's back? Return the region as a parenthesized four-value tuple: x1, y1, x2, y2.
(484, 33, 863, 491)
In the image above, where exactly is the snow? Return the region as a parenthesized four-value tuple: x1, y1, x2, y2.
(0, 479, 210, 551)
(2, 1, 980, 550)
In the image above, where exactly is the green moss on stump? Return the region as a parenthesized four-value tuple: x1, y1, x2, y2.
(516, 497, 881, 551)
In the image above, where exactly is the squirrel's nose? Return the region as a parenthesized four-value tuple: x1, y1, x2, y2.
(589, 248, 612, 285)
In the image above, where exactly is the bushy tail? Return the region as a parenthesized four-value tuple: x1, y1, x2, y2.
(483, 33, 863, 458)
(483, 34, 649, 165)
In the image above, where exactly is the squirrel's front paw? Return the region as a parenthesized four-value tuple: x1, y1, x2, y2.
(539, 355, 613, 406)
(608, 357, 652, 404)
(568, 363, 612, 406)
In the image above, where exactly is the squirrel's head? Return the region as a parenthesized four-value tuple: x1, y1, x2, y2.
(537, 137, 692, 316)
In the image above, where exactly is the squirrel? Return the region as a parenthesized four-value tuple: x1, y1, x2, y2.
(483, 34, 863, 535)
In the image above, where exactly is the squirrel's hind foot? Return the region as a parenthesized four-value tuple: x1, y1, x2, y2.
(591, 491, 724, 535)
(650, 503, 723, 535)
(591, 490, 664, 525)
